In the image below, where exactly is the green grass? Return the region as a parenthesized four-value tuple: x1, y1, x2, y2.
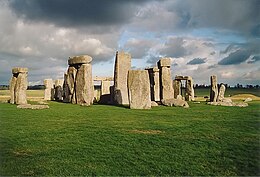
(194, 88, 260, 97)
(0, 101, 259, 176)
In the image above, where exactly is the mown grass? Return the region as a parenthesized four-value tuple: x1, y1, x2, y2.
(0, 101, 259, 176)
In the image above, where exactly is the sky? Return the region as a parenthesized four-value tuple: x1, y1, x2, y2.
(0, 0, 259, 86)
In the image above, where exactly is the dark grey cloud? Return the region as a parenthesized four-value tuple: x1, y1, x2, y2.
(9, 0, 150, 28)
(218, 49, 251, 65)
(187, 58, 206, 65)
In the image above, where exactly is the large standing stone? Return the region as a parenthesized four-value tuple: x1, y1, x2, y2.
(185, 76, 195, 101)
(44, 79, 53, 100)
(63, 74, 71, 103)
(67, 66, 77, 104)
(157, 58, 174, 101)
(217, 84, 226, 102)
(146, 67, 160, 102)
(101, 80, 111, 95)
(127, 70, 151, 109)
(54, 79, 63, 101)
(9, 76, 17, 104)
(113, 51, 131, 105)
(173, 79, 181, 99)
(210, 75, 218, 102)
(10, 67, 28, 105)
(75, 64, 93, 105)
(66, 55, 94, 105)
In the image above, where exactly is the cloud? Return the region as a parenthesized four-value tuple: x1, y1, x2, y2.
(218, 49, 251, 65)
(8, 0, 151, 29)
(242, 68, 260, 81)
(187, 58, 206, 65)
(247, 55, 260, 64)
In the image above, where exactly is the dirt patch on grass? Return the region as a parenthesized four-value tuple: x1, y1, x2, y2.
(13, 149, 32, 157)
(129, 129, 164, 134)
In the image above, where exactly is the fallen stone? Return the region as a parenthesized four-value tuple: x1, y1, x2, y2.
(151, 101, 158, 107)
(17, 104, 49, 109)
(244, 98, 253, 102)
(161, 98, 189, 108)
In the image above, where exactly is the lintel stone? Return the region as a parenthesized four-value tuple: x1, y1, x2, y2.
(68, 55, 92, 65)
(158, 58, 171, 68)
(12, 67, 28, 74)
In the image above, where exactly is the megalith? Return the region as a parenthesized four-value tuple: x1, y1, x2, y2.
(63, 74, 70, 103)
(10, 67, 28, 105)
(157, 58, 174, 101)
(173, 79, 181, 99)
(66, 55, 94, 105)
(44, 79, 53, 100)
(54, 79, 64, 101)
(113, 51, 131, 105)
(210, 75, 218, 102)
(185, 76, 195, 101)
(146, 67, 160, 102)
(217, 84, 226, 102)
(127, 70, 151, 109)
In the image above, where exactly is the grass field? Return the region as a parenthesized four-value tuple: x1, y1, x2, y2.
(0, 88, 260, 176)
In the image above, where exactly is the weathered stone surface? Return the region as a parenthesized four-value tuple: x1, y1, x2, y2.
(207, 101, 248, 107)
(127, 70, 151, 109)
(15, 73, 28, 105)
(210, 75, 218, 102)
(67, 66, 77, 104)
(151, 101, 158, 107)
(12, 67, 28, 74)
(75, 64, 93, 105)
(158, 59, 174, 100)
(158, 58, 171, 67)
(173, 80, 181, 99)
(55, 79, 64, 87)
(176, 95, 183, 100)
(44, 79, 53, 100)
(244, 98, 253, 102)
(68, 55, 92, 65)
(9, 76, 17, 104)
(185, 77, 195, 101)
(63, 74, 71, 103)
(113, 51, 131, 105)
(217, 84, 225, 102)
(222, 98, 232, 103)
(101, 80, 111, 95)
(146, 67, 160, 101)
(93, 76, 113, 81)
(17, 104, 49, 109)
(161, 98, 189, 108)
(54, 85, 63, 101)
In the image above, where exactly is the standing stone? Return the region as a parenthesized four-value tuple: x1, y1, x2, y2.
(146, 67, 160, 102)
(217, 84, 226, 102)
(63, 74, 70, 103)
(44, 79, 53, 100)
(101, 80, 111, 95)
(54, 79, 63, 101)
(173, 80, 181, 99)
(185, 76, 195, 101)
(113, 51, 131, 105)
(127, 70, 151, 109)
(210, 75, 218, 102)
(9, 76, 17, 104)
(66, 55, 94, 105)
(67, 66, 77, 104)
(157, 58, 174, 101)
(10, 67, 28, 105)
(75, 63, 93, 105)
